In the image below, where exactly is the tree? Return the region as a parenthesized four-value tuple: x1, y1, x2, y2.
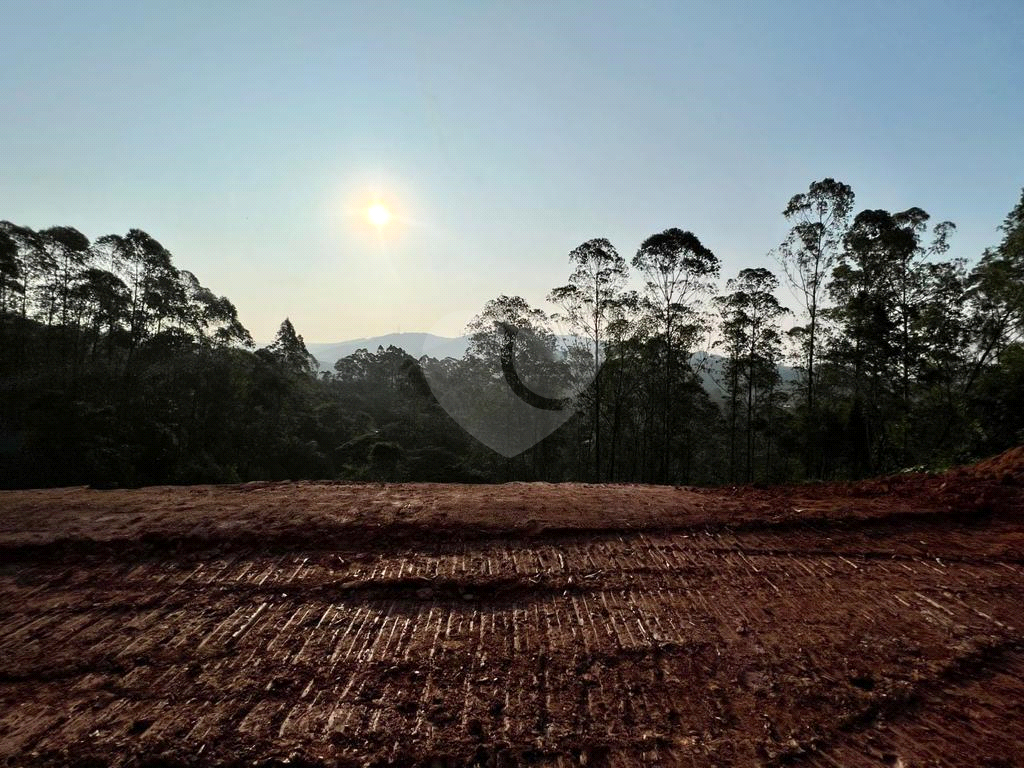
(963, 189, 1024, 394)
(38, 226, 91, 328)
(461, 295, 574, 472)
(598, 290, 641, 481)
(467, 295, 557, 366)
(716, 268, 788, 482)
(0, 229, 23, 319)
(0, 224, 48, 321)
(71, 268, 130, 360)
(95, 229, 180, 352)
(951, 189, 1024, 459)
(549, 238, 628, 481)
(262, 318, 317, 376)
(178, 270, 253, 348)
(633, 228, 719, 482)
(889, 209, 955, 463)
(776, 178, 855, 476)
(7, 191, 1024, 490)
(829, 207, 955, 472)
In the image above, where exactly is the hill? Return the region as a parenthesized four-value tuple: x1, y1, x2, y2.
(306, 333, 470, 370)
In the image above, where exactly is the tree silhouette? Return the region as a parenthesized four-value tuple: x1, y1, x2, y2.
(1, 185, 1020, 488)
(0, 229, 23, 320)
(828, 207, 955, 472)
(262, 318, 317, 376)
(776, 178, 854, 477)
(716, 268, 788, 482)
(634, 228, 719, 482)
(38, 226, 91, 328)
(549, 238, 628, 481)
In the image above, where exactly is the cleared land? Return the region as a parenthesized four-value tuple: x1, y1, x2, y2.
(2, 450, 1024, 767)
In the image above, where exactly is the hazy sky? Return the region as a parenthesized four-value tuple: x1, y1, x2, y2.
(2, 1, 1022, 343)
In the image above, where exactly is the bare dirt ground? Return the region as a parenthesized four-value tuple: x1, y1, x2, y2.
(2, 449, 1024, 767)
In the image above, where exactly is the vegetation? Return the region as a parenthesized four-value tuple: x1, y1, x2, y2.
(3, 181, 1024, 488)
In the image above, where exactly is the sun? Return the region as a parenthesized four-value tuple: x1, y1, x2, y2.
(367, 203, 392, 228)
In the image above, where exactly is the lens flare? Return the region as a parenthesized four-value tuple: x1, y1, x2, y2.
(367, 203, 391, 228)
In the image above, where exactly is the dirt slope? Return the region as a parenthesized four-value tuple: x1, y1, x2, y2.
(2, 450, 1023, 766)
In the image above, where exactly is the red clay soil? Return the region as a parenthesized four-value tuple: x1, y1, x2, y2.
(1, 450, 1024, 767)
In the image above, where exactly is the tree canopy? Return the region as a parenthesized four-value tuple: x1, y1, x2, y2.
(2, 184, 1023, 487)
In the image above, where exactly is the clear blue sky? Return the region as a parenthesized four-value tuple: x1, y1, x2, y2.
(2, 0, 1022, 343)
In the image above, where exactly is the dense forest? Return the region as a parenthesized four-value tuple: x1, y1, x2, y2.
(2, 178, 1023, 488)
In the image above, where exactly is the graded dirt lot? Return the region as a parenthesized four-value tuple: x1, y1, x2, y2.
(2, 450, 1024, 767)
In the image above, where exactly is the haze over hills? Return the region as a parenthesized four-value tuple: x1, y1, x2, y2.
(306, 333, 469, 370)
(306, 334, 798, 400)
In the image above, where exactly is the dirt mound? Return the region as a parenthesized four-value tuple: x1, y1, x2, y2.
(4, 452, 1024, 562)
(959, 444, 1024, 482)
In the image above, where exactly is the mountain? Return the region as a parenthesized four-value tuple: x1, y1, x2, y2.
(306, 333, 469, 371)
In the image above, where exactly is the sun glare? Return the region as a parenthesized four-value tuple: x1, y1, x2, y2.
(367, 203, 392, 228)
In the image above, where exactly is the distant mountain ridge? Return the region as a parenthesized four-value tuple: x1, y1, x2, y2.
(306, 333, 469, 370)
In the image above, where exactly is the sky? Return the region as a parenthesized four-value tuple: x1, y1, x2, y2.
(2, 0, 1023, 344)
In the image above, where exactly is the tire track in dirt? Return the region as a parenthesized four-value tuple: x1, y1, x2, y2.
(3, 517, 1023, 766)
(787, 642, 1024, 767)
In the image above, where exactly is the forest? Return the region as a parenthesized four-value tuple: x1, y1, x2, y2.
(2, 178, 1023, 489)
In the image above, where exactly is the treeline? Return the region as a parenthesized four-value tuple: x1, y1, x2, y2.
(1, 179, 1022, 488)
